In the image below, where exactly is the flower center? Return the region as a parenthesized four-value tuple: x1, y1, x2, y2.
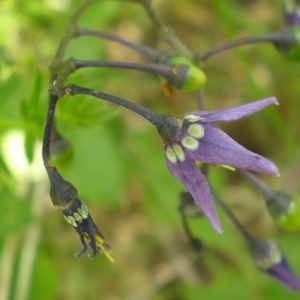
(181, 123, 205, 150)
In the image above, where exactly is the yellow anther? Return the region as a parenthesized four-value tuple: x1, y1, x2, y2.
(64, 215, 77, 227)
(184, 114, 203, 123)
(73, 212, 83, 222)
(78, 207, 89, 219)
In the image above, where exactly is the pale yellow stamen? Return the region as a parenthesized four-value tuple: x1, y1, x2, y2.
(95, 233, 115, 263)
(219, 164, 236, 172)
(184, 114, 204, 123)
(64, 215, 77, 227)
(73, 212, 83, 222)
(78, 206, 89, 219)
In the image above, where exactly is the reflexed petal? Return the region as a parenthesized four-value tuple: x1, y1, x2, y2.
(184, 124, 279, 175)
(164, 145, 222, 233)
(185, 97, 278, 123)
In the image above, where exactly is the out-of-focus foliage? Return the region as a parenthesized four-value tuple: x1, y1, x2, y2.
(1, 0, 300, 299)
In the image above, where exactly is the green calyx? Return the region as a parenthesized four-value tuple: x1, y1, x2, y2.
(274, 28, 300, 61)
(162, 54, 206, 91)
(154, 114, 181, 143)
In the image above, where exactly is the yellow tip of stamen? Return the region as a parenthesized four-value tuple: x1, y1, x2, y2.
(101, 247, 115, 263)
(219, 164, 236, 172)
(209, 163, 236, 172)
(95, 232, 115, 263)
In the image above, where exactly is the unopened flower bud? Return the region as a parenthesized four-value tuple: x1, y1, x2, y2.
(249, 238, 300, 290)
(160, 54, 206, 91)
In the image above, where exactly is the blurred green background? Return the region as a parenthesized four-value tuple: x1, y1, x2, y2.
(1, 0, 300, 299)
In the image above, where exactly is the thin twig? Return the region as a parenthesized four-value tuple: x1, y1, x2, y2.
(140, 0, 193, 58)
(76, 27, 160, 60)
(74, 59, 174, 77)
(196, 32, 284, 61)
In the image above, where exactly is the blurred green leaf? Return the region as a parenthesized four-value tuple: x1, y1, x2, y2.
(0, 191, 32, 236)
(29, 253, 59, 300)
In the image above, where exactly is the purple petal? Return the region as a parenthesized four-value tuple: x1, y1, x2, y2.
(183, 124, 279, 175)
(185, 97, 278, 123)
(264, 256, 300, 290)
(164, 144, 222, 233)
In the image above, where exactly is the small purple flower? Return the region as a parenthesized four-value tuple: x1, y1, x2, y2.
(162, 97, 279, 233)
(283, 0, 300, 26)
(251, 239, 300, 290)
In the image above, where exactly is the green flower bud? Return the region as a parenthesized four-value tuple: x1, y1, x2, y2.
(160, 54, 206, 91)
(169, 55, 206, 91)
(272, 195, 300, 231)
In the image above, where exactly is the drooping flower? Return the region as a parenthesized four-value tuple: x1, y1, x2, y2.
(158, 97, 279, 233)
(49, 168, 114, 261)
(68, 86, 279, 234)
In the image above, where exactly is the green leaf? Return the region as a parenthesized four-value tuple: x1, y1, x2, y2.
(24, 131, 35, 162)
(59, 126, 124, 207)
(29, 253, 59, 300)
(20, 71, 46, 161)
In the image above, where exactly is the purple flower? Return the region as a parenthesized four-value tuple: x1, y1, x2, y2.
(163, 97, 279, 233)
(251, 239, 300, 290)
(283, 0, 300, 26)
